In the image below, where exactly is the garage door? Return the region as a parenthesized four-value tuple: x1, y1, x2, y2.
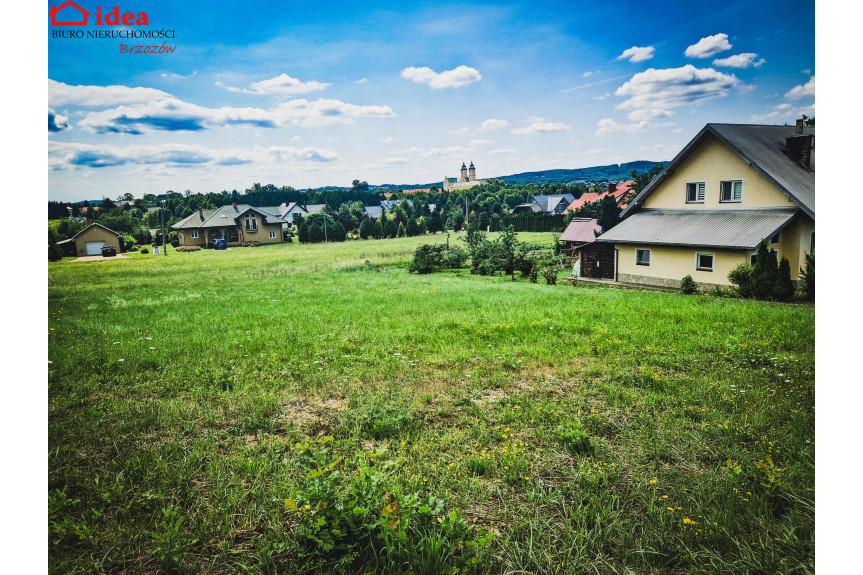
(86, 241, 105, 255)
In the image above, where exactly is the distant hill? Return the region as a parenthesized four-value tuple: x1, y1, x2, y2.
(495, 161, 665, 186)
(375, 161, 666, 190)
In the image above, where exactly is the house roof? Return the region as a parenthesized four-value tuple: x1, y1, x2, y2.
(623, 123, 814, 219)
(172, 204, 286, 230)
(596, 208, 800, 250)
(559, 218, 602, 244)
(513, 202, 542, 213)
(567, 181, 634, 212)
(364, 206, 382, 219)
(304, 204, 326, 213)
(70, 223, 122, 239)
(532, 194, 576, 213)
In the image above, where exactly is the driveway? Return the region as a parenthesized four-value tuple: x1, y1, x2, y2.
(73, 254, 132, 262)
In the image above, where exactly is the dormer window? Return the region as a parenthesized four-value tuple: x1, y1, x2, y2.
(686, 181, 706, 203)
(720, 180, 743, 203)
(245, 214, 258, 231)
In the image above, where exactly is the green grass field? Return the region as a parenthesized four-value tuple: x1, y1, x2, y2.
(48, 233, 814, 574)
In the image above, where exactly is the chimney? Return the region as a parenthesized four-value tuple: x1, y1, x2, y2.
(785, 134, 814, 169)
(198, 208, 204, 220)
(607, 182, 616, 194)
(795, 118, 804, 135)
(232, 201, 237, 210)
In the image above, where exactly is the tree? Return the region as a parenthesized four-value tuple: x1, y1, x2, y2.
(799, 253, 814, 301)
(300, 213, 345, 243)
(359, 218, 375, 240)
(397, 222, 406, 238)
(629, 162, 666, 201)
(406, 218, 420, 237)
(750, 241, 779, 299)
(351, 179, 369, 193)
(374, 218, 384, 239)
(775, 257, 795, 301)
(384, 218, 398, 239)
(596, 195, 622, 231)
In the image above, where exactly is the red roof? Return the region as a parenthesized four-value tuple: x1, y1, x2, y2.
(559, 218, 602, 244)
(566, 180, 634, 212)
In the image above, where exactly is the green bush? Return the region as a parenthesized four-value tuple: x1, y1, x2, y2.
(444, 246, 468, 269)
(750, 241, 778, 299)
(540, 264, 558, 285)
(774, 257, 795, 301)
(680, 274, 698, 295)
(409, 244, 447, 274)
(799, 253, 814, 301)
(174, 245, 201, 252)
(140, 247, 149, 254)
(554, 421, 593, 455)
(728, 263, 753, 297)
(300, 213, 347, 243)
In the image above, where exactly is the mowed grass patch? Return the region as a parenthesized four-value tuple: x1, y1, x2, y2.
(49, 234, 814, 574)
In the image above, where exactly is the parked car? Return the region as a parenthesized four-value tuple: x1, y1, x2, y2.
(209, 238, 227, 250)
(101, 245, 117, 257)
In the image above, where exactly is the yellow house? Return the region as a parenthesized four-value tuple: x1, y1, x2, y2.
(172, 203, 288, 247)
(56, 223, 123, 257)
(594, 122, 814, 290)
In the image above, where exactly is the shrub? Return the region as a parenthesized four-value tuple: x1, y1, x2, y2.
(174, 245, 201, 252)
(540, 263, 558, 285)
(239, 241, 261, 247)
(48, 242, 62, 262)
(140, 248, 149, 254)
(750, 241, 778, 299)
(444, 246, 468, 269)
(774, 257, 795, 301)
(799, 253, 814, 301)
(528, 263, 538, 283)
(409, 244, 447, 274)
(359, 218, 375, 240)
(397, 222, 406, 237)
(728, 264, 753, 297)
(300, 213, 347, 243)
(680, 274, 698, 295)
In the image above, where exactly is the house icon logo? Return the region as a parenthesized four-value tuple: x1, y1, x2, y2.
(49, 1, 90, 26)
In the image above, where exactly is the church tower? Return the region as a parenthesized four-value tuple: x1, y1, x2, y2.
(468, 161, 476, 182)
(460, 162, 467, 182)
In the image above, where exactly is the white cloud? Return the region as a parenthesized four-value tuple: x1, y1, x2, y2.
(379, 136, 395, 143)
(618, 46, 655, 63)
(684, 33, 732, 58)
(368, 157, 411, 168)
(448, 127, 472, 136)
(161, 71, 197, 80)
(49, 108, 69, 132)
(77, 97, 396, 134)
(785, 76, 814, 99)
(49, 79, 172, 107)
(393, 145, 473, 158)
(479, 118, 509, 131)
(469, 139, 494, 146)
(49, 141, 339, 171)
(488, 148, 518, 155)
(401, 65, 482, 89)
(712, 53, 765, 68)
(594, 118, 649, 136)
(225, 73, 330, 95)
(511, 119, 570, 135)
(615, 65, 740, 121)
(355, 78, 369, 84)
(583, 71, 594, 78)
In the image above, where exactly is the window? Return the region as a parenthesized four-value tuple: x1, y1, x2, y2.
(269, 230, 277, 239)
(190, 230, 199, 239)
(810, 231, 815, 254)
(696, 253, 714, 271)
(720, 179, 743, 202)
(749, 252, 757, 265)
(245, 214, 257, 232)
(686, 182, 706, 203)
(635, 249, 651, 266)
(769, 231, 780, 244)
(225, 228, 239, 242)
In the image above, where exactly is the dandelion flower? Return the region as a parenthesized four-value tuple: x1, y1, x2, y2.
(649, 479, 657, 485)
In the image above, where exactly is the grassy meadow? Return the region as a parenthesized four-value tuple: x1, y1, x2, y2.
(48, 233, 815, 574)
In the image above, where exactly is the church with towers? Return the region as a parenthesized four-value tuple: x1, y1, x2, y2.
(442, 161, 485, 191)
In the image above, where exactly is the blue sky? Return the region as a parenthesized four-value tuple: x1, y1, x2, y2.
(47, 0, 815, 201)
